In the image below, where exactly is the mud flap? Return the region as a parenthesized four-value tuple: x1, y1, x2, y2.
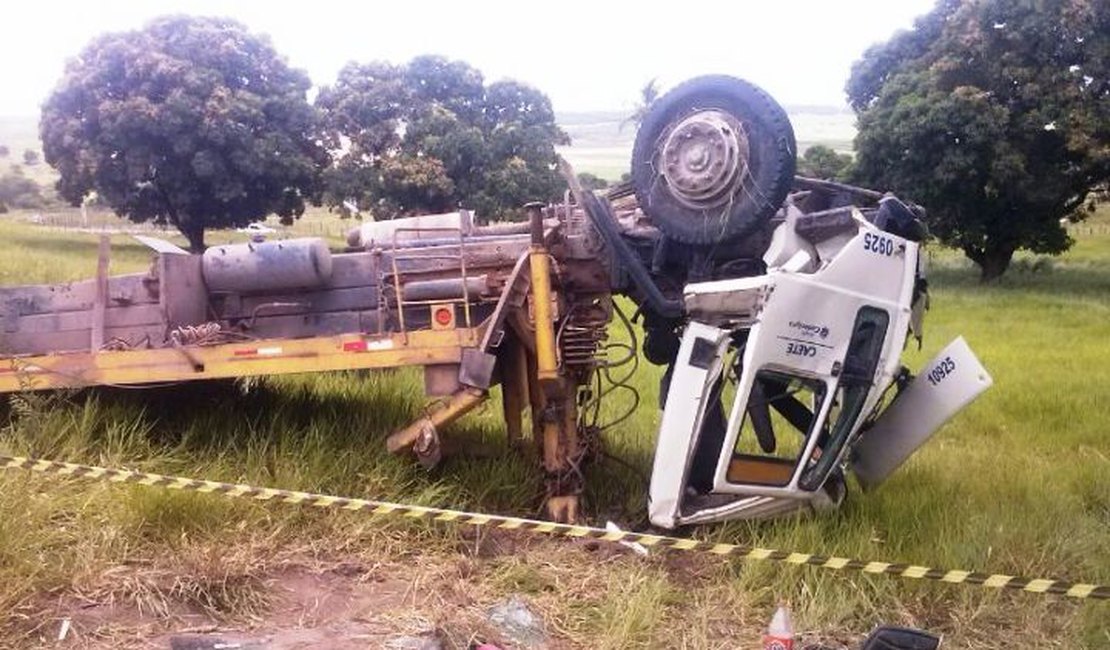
(850, 336, 993, 489)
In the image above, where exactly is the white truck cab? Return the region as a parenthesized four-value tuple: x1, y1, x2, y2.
(649, 202, 993, 528)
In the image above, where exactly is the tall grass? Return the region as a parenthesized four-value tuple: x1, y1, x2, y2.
(0, 211, 1106, 648)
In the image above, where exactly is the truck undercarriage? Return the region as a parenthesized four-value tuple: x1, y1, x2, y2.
(0, 76, 992, 526)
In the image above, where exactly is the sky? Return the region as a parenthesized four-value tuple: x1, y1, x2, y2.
(0, 0, 937, 117)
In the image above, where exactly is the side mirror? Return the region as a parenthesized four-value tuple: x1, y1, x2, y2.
(860, 626, 941, 650)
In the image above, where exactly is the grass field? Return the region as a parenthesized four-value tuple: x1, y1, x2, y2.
(0, 206, 1107, 648)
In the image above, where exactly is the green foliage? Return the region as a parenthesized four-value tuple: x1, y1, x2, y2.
(0, 166, 46, 210)
(316, 55, 568, 221)
(848, 0, 1109, 281)
(20, 149, 38, 166)
(0, 145, 9, 158)
(577, 172, 609, 191)
(623, 78, 660, 130)
(39, 15, 328, 251)
(797, 145, 853, 181)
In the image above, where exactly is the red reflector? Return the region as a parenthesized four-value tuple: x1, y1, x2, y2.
(234, 348, 257, 357)
(343, 341, 368, 352)
(434, 307, 453, 326)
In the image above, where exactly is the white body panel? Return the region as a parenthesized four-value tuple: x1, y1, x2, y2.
(648, 322, 732, 529)
(851, 336, 993, 489)
(713, 214, 917, 495)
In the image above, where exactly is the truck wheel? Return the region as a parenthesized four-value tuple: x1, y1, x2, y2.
(631, 75, 796, 245)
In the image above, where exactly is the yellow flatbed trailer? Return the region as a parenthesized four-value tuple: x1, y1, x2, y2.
(0, 327, 483, 393)
(0, 204, 609, 522)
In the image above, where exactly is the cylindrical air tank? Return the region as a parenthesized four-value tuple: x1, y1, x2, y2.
(202, 238, 333, 293)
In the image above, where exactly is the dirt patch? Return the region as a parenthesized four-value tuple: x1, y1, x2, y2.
(21, 565, 440, 649)
(9, 535, 874, 649)
(22, 547, 571, 650)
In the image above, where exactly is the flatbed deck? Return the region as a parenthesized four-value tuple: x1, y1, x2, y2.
(0, 327, 483, 393)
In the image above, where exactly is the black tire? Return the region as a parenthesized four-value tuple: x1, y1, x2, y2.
(631, 75, 796, 245)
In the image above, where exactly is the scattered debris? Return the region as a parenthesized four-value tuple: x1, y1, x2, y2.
(386, 632, 444, 650)
(859, 626, 941, 649)
(169, 636, 254, 650)
(763, 604, 794, 649)
(605, 520, 648, 556)
(487, 595, 546, 648)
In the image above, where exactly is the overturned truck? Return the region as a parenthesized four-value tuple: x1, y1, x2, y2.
(0, 76, 992, 526)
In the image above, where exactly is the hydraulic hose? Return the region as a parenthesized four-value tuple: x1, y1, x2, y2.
(580, 192, 684, 318)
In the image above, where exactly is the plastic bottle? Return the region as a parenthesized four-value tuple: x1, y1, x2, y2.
(762, 604, 794, 650)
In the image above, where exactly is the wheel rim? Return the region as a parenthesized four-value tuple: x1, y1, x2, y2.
(658, 109, 750, 211)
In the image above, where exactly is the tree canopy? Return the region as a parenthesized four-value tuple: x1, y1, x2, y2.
(623, 78, 660, 130)
(848, 0, 1109, 280)
(797, 145, 853, 181)
(40, 15, 327, 251)
(0, 166, 45, 211)
(316, 55, 569, 221)
(576, 172, 610, 191)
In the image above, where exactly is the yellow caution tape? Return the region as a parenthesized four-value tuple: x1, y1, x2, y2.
(1, 454, 1105, 601)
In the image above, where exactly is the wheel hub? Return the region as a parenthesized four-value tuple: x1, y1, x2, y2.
(659, 110, 750, 211)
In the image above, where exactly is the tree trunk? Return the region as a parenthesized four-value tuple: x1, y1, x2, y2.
(967, 246, 1014, 282)
(178, 222, 206, 254)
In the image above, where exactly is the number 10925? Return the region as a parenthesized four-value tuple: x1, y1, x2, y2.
(926, 357, 956, 386)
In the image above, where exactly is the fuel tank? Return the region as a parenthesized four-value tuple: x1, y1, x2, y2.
(202, 238, 333, 293)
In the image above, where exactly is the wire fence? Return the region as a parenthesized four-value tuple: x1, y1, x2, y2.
(1067, 223, 1110, 237)
(6, 208, 354, 241)
(10, 205, 1109, 242)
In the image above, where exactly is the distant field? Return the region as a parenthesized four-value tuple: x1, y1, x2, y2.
(0, 116, 42, 159)
(0, 204, 1106, 647)
(557, 107, 856, 180)
(0, 116, 54, 188)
